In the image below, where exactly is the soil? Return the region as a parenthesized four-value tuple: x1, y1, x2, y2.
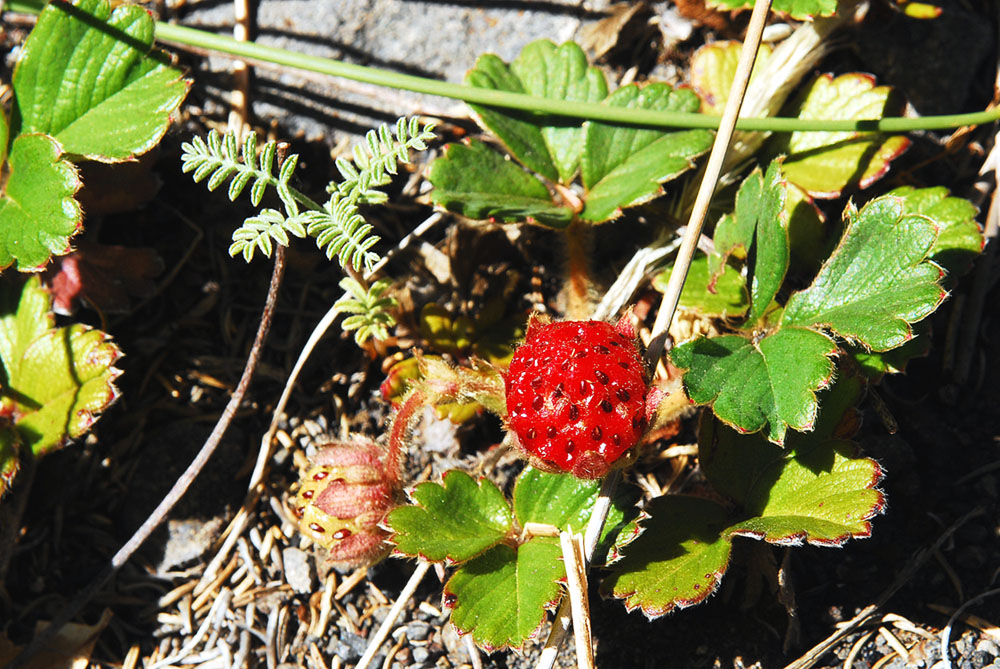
(2, 1, 1000, 668)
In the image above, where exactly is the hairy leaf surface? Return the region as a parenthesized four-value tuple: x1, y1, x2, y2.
(387, 470, 513, 563)
(0, 134, 81, 271)
(672, 328, 836, 444)
(602, 496, 731, 618)
(887, 186, 983, 281)
(444, 540, 563, 650)
(783, 197, 945, 351)
(581, 84, 712, 222)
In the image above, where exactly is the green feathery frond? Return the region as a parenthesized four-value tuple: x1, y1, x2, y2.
(181, 129, 302, 215)
(311, 117, 436, 272)
(229, 209, 309, 262)
(337, 277, 398, 344)
(183, 118, 434, 274)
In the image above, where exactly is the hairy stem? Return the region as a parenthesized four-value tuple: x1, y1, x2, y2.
(386, 389, 425, 483)
(8, 247, 286, 669)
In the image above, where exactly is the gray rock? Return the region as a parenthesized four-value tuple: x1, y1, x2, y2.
(282, 547, 316, 593)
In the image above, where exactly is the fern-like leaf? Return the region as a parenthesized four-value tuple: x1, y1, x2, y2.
(181, 129, 299, 210)
(337, 278, 397, 344)
(311, 117, 436, 271)
(305, 201, 380, 273)
(229, 209, 309, 262)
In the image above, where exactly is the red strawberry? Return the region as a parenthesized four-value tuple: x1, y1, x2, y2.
(505, 314, 648, 479)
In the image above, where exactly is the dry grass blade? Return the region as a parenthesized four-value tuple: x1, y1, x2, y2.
(355, 560, 431, 669)
(644, 0, 774, 368)
(560, 529, 594, 669)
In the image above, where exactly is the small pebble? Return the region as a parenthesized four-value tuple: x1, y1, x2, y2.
(412, 646, 430, 663)
(976, 639, 1000, 656)
(282, 547, 316, 594)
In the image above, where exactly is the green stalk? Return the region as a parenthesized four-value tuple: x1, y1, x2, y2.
(6, 0, 1000, 133)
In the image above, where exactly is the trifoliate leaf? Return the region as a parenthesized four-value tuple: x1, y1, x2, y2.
(581, 84, 713, 222)
(601, 495, 732, 619)
(0, 277, 122, 455)
(706, 0, 837, 19)
(0, 134, 82, 271)
(653, 255, 749, 318)
(0, 424, 21, 498)
(444, 540, 563, 651)
(690, 41, 772, 115)
(672, 328, 836, 444)
(783, 196, 946, 351)
(510, 40, 609, 183)
(709, 160, 788, 323)
(776, 74, 909, 198)
(513, 467, 639, 565)
(887, 186, 983, 282)
(428, 140, 572, 228)
(12, 0, 189, 161)
(386, 470, 513, 563)
(465, 54, 554, 182)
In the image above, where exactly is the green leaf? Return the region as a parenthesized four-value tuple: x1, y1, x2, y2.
(0, 424, 21, 497)
(444, 540, 564, 651)
(0, 134, 82, 271)
(887, 186, 984, 282)
(725, 435, 885, 545)
(690, 41, 772, 116)
(580, 84, 712, 222)
(465, 53, 558, 182)
(510, 41, 609, 183)
(386, 470, 513, 563)
(428, 140, 572, 228)
(0, 106, 9, 166)
(672, 328, 837, 444)
(698, 370, 865, 507)
(710, 160, 788, 323)
(775, 73, 909, 198)
(601, 496, 732, 618)
(12, 0, 189, 161)
(783, 196, 946, 351)
(513, 467, 638, 565)
(706, 0, 837, 19)
(786, 181, 826, 275)
(0, 277, 122, 455)
(653, 254, 749, 318)
(848, 321, 931, 380)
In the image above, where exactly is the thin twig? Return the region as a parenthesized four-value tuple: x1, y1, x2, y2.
(355, 560, 431, 669)
(9, 247, 286, 669)
(644, 0, 773, 369)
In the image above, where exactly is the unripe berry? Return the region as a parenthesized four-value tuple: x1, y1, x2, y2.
(295, 439, 400, 568)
